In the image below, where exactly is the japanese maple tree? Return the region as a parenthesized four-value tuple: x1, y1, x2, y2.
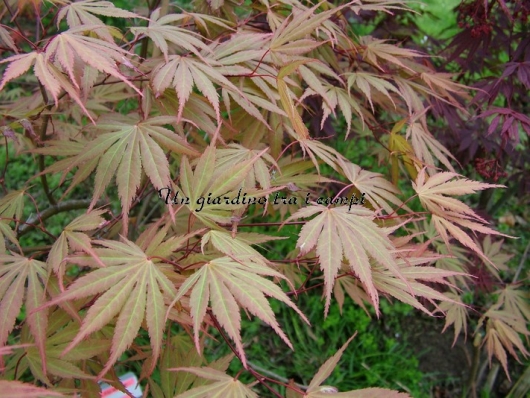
(0, 0, 527, 397)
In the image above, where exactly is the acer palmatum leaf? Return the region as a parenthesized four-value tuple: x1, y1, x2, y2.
(168, 255, 308, 368)
(339, 158, 406, 214)
(484, 313, 530, 380)
(304, 334, 410, 396)
(439, 292, 468, 346)
(413, 168, 513, 263)
(56, 0, 142, 42)
(130, 8, 212, 63)
(172, 367, 257, 397)
(306, 335, 356, 393)
(33, 238, 179, 378)
(0, 380, 64, 397)
(287, 205, 405, 316)
(0, 254, 48, 375)
(45, 27, 141, 95)
(59, 116, 198, 235)
(48, 210, 107, 286)
(406, 122, 457, 174)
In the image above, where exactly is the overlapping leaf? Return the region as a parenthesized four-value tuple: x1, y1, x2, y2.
(303, 335, 410, 397)
(56, 0, 141, 42)
(35, 236, 186, 377)
(131, 8, 211, 62)
(38, 116, 198, 234)
(0, 380, 63, 398)
(174, 367, 257, 398)
(406, 122, 457, 173)
(483, 311, 530, 379)
(45, 27, 140, 93)
(0, 254, 48, 373)
(48, 210, 106, 281)
(151, 55, 252, 124)
(339, 158, 405, 214)
(287, 205, 405, 315)
(21, 309, 106, 385)
(169, 255, 308, 368)
(413, 168, 508, 262)
(0, 189, 25, 252)
(175, 145, 274, 227)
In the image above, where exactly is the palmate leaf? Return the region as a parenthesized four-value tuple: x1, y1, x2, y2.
(56, 0, 141, 42)
(406, 122, 457, 174)
(173, 367, 257, 398)
(338, 158, 405, 214)
(372, 262, 461, 316)
(169, 255, 308, 368)
(174, 145, 274, 227)
(303, 335, 410, 397)
(214, 144, 279, 190)
(35, 236, 184, 378)
(48, 210, 107, 281)
(439, 292, 468, 345)
(287, 205, 404, 315)
(413, 168, 510, 262)
(360, 36, 425, 72)
(0, 52, 92, 118)
(45, 27, 140, 94)
(0, 189, 26, 251)
(483, 311, 530, 379)
(47, 115, 199, 234)
(151, 54, 248, 124)
(346, 72, 400, 112)
(0, 253, 48, 374)
(20, 308, 105, 385)
(0, 380, 63, 398)
(131, 8, 212, 62)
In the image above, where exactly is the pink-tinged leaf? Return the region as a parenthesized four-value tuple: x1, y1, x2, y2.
(65, 231, 106, 268)
(0, 380, 63, 397)
(439, 292, 468, 346)
(290, 205, 406, 316)
(0, 53, 37, 91)
(0, 265, 27, 347)
(171, 367, 258, 397)
(296, 212, 326, 255)
(35, 236, 178, 377)
(46, 30, 141, 95)
(307, 335, 356, 393)
(316, 213, 342, 315)
(335, 218, 377, 308)
(192, 145, 216, 201)
(0, 24, 18, 53)
(61, 274, 138, 356)
(34, 53, 62, 104)
(188, 270, 210, 353)
(172, 256, 307, 369)
(26, 266, 49, 374)
(100, 271, 147, 377)
(209, 268, 245, 366)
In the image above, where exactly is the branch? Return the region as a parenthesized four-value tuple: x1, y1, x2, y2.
(17, 199, 105, 237)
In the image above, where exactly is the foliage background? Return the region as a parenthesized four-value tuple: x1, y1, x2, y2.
(0, 0, 529, 397)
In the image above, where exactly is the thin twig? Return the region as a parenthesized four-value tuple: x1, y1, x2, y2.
(207, 310, 284, 398)
(247, 360, 308, 390)
(37, 82, 56, 206)
(17, 199, 105, 237)
(513, 241, 530, 283)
